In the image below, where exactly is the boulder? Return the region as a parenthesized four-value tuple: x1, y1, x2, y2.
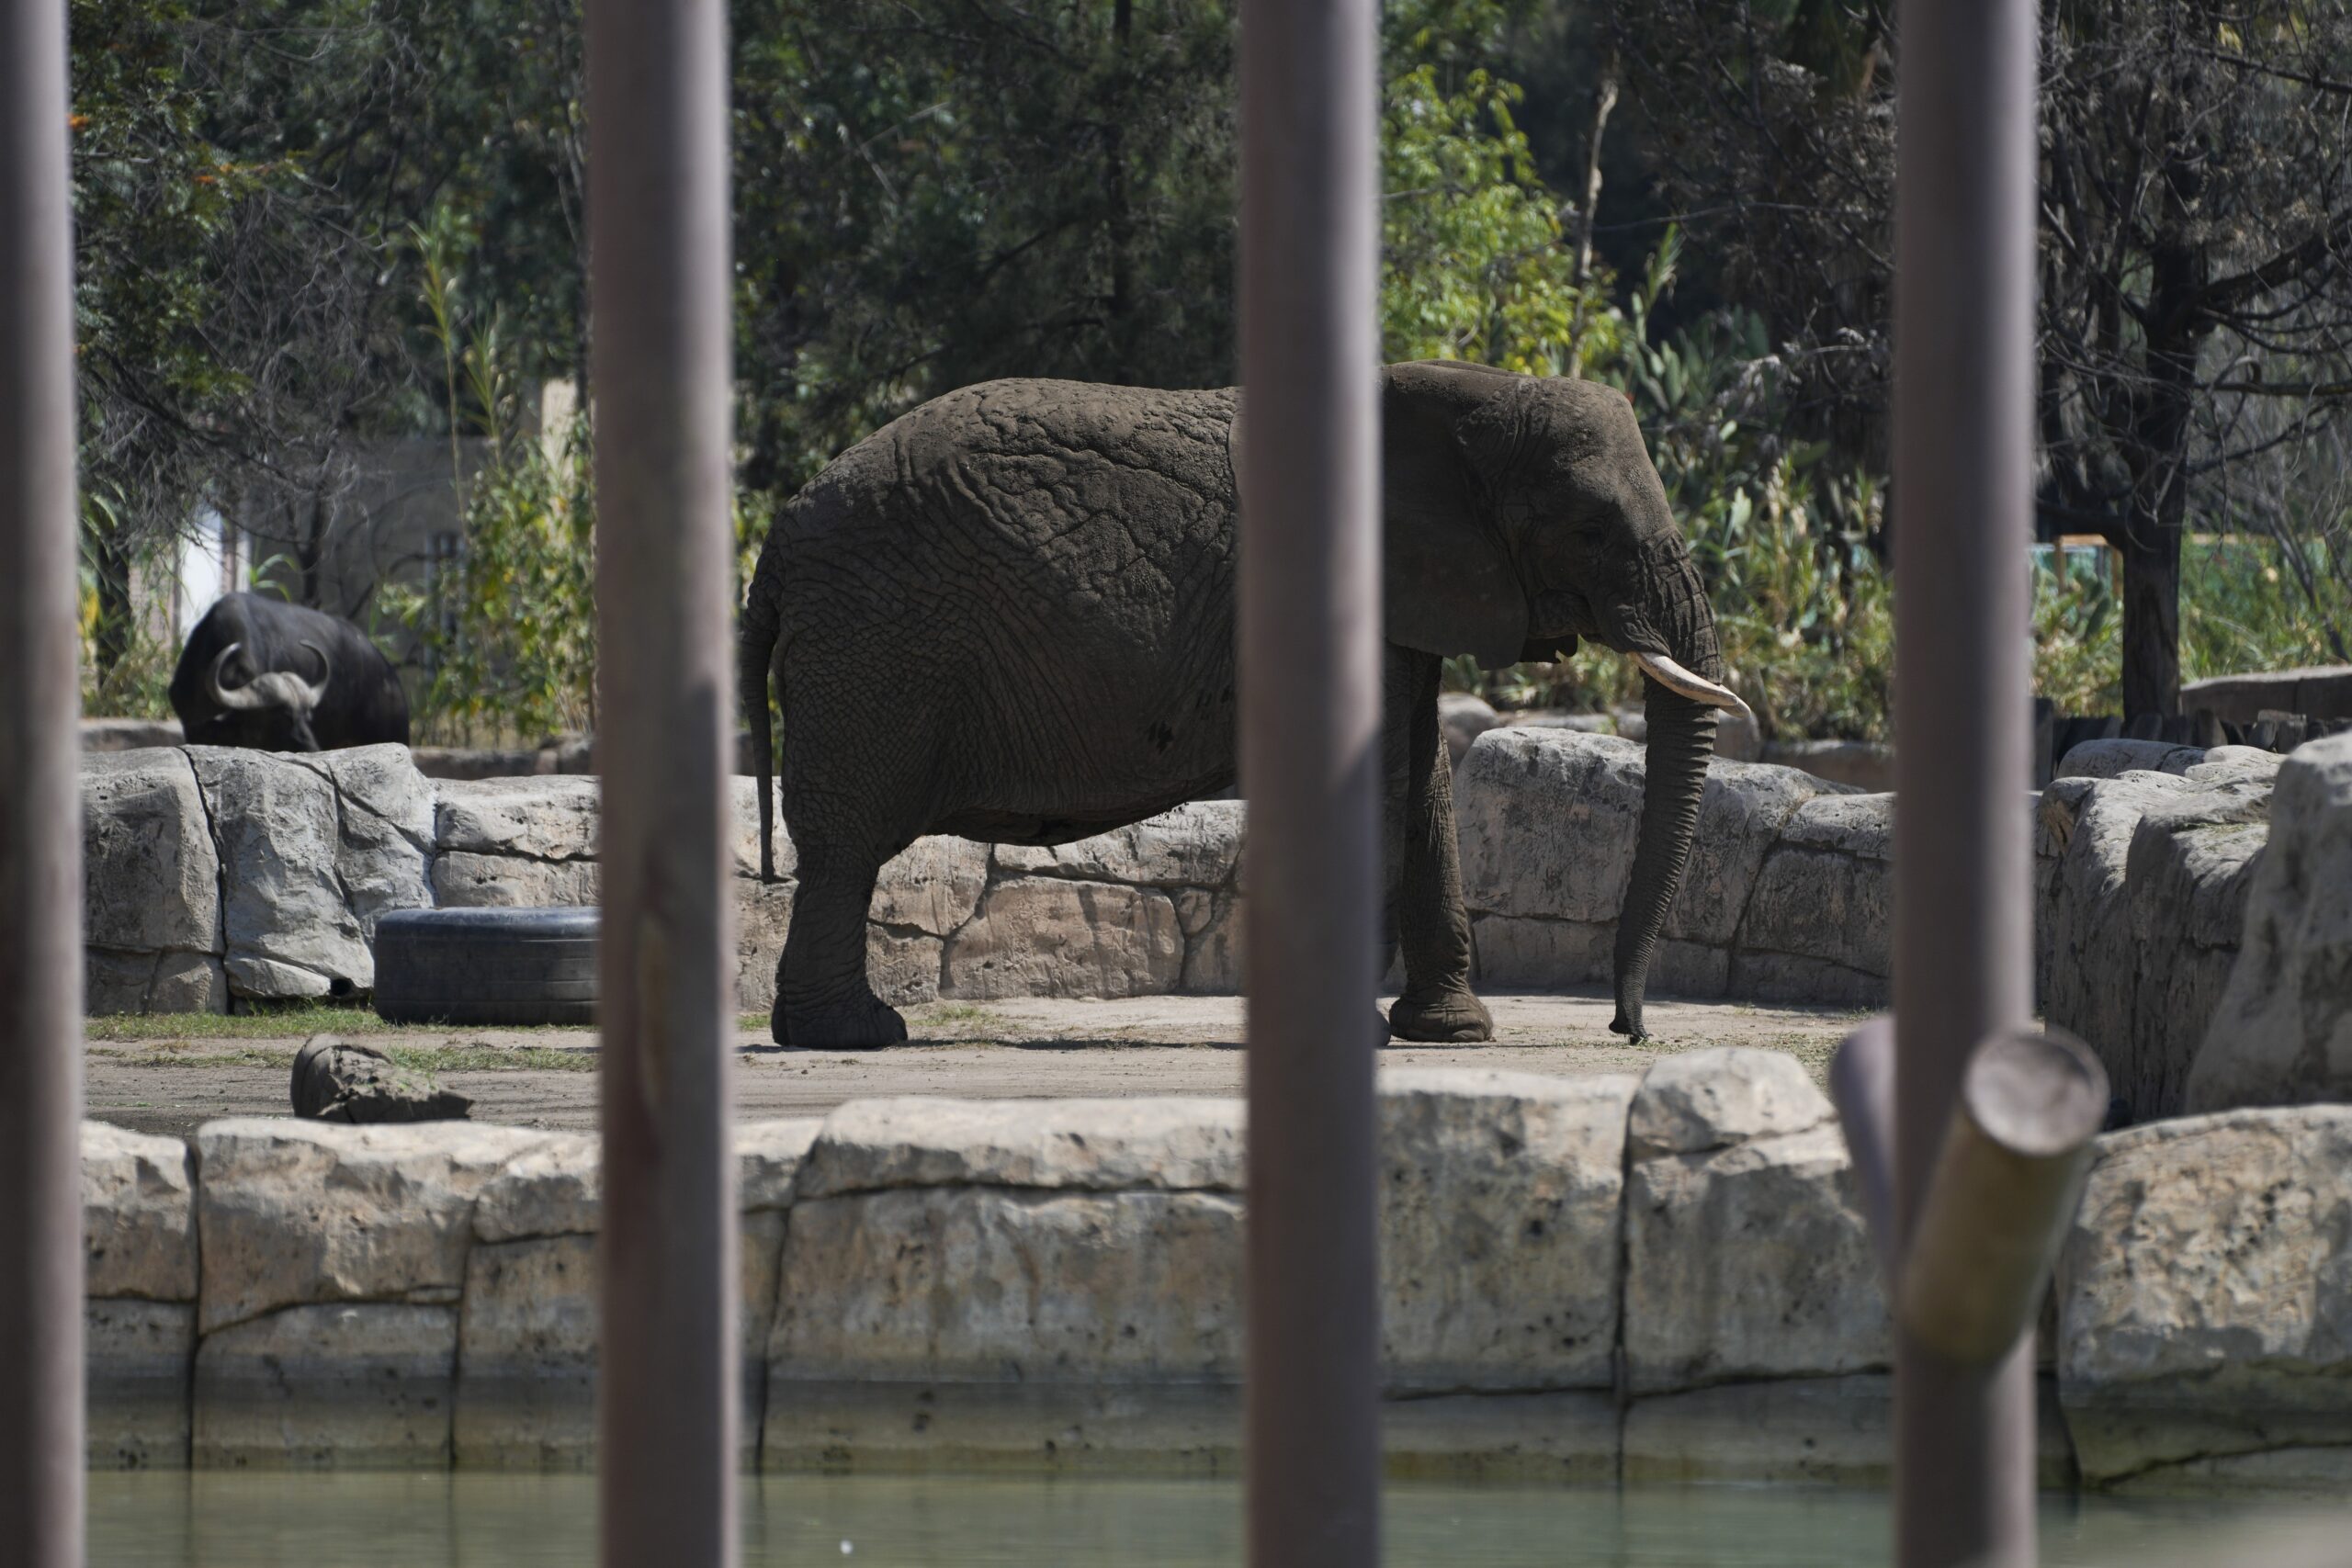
(2057, 739, 2206, 780)
(188, 749, 371, 998)
(86, 950, 226, 1015)
(291, 1035, 471, 1124)
(194, 1118, 546, 1332)
(770, 1187, 1248, 1383)
(1438, 692, 1500, 768)
(943, 877, 1184, 998)
(195, 1303, 457, 1468)
(2054, 1107, 2352, 1487)
(2188, 734, 2352, 1112)
(434, 775, 601, 863)
(871, 837, 992, 936)
(472, 1132, 600, 1243)
(1454, 729, 1832, 949)
(797, 1097, 1243, 1200)
(81, 750, 220, 965)
(1623, 1112, 1886, 1392)
(81, 1121, 198, 1302)
(432, 852, 600, 909)
(1625, 1046, 1832, 1159)
(1377, 1069, 1635, 1392)
(2040, 768, 2273, 1120)
(992, 801, 1244, 889)
(292, 745, 435, 937)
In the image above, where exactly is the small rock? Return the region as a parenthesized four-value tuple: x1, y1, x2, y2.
(291, 1035, 471, 1124)
(1628, 1047, 1832, 1158)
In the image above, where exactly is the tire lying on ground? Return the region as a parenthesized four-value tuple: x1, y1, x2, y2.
(372, 907, 598, 1026)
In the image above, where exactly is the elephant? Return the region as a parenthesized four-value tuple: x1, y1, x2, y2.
(170, 592, 411, 752)
(740, 360, 1750, 1049)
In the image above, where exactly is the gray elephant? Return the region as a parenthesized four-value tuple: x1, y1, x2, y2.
(740, 360, 1750, 1049)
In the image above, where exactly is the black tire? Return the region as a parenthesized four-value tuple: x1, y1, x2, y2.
(372, 907, 599, 1026)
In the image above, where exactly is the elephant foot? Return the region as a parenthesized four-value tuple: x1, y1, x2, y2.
(774, 991, 909, 1051)
(1389, 986, 1494, 1043)
(1609, 1007, 1648, 1042)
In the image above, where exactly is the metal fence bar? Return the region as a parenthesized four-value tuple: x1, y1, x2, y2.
(1890, 0, 2041, 1562)
(0, 0, 86, 1561)
(584, 0, 740, 1562)
(1238, 0, 1384, 1561)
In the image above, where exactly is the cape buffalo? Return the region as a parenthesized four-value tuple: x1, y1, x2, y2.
(169, 592, 411, 752)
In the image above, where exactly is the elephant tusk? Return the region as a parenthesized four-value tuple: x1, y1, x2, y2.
(1634, 651, 1755, 724)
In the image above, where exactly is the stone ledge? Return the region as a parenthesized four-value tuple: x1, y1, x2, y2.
(78, 1055, 2351, 1488)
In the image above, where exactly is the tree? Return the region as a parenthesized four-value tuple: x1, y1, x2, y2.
(1600, 0, 2352, 716)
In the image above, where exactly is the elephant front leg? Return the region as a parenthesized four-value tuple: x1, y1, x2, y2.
(774, 846, 909, 1050)
(1386, 651, 1493, 1043)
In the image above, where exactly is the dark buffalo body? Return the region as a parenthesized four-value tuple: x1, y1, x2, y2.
(169, 592, 410, 751)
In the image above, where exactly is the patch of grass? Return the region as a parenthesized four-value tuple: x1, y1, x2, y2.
(908, 1001, 1010, 1030)
(382, 1044, 597, 1074)
(87, 1006, 400, 1043)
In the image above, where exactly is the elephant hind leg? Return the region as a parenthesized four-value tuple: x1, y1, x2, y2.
(1385, 649, 1493, 1043)
(773, 844, 908, 1050)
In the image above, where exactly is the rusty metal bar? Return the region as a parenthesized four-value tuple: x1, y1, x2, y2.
(0, 0, 86, 1561)
(584, 0, 739, 1562)
(1891, 0, 2041, 1560)
(1238, 0, 1384, 1557)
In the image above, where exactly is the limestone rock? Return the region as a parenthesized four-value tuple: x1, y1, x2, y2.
(1176, 888, 1242, 993)
(797, 1096, 1243, 1200)
(1376, 1069, 1636, 1392)
(195, 1117, 546, 1331)
(2188, 734, 2352, 1112)
(1775, 793, 1893, 861)
(86, 1298, 194, 1469)
(188, 748, 372, 998)
(2054, 1106, 2352, 1485)
(454, 1234, 599, 1468)
(472, 1133, 600, 1243)
(943, 877, 1183, 998)
(2041, 767, 2273, 1120)
(866, 925, 944, 1006)
(85, 949, 228, 1015)
(733, 878, 795, 1010)
(432, 851, 601, 908)
(1725, 951, 1886, 1008)
(739, 1117, 823, 1210)
(81, 1121, 198, 1302)
(434, 775, 601, 862)
(1454, 729, 1829, 947)
(772, 1188, 1246, 1383)
(1624, 1122, 1887, 1393)
(1736, 843, 1893, 979)
(1627, 1047, 1832, 1159)
(292, 744, 435, 939)
(991, 802, 1244, 889)
(871, 837, 992, 936)
(195, 1302, 456, 1468)
(291, 1035, 471, 1124)
(1438, 692, 1500, 769)
(726, 775, 798, 881)
(1469, 915, 1725, 997)
(2058, 739, 2206, 780)
(80, 749, 220, 958)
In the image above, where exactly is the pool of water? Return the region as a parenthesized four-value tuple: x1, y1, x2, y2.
(87, 1472, 2326, 1567)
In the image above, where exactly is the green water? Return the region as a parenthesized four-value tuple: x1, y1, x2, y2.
(85, 1473, 2327, 1567)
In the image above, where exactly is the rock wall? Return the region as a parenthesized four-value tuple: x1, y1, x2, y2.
(79, 1050, 2349, 1489)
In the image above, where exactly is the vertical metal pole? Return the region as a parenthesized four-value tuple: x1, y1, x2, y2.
(1891, 0, 2040, 1562)
(585, 0, 738, 1562)
(0, 0, 85, 1563)
(1238, 0, 1383, 1561)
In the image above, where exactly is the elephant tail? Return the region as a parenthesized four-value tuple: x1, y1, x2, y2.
(739, 558, 785, 884)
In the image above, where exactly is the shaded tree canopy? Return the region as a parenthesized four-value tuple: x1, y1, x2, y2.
(1601, 0, 2352, 714)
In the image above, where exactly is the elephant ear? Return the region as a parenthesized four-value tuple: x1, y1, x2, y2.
(1381, 362, 1531, 671)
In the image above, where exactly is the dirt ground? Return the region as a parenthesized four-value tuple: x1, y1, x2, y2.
(85, 990, 1868, 1139)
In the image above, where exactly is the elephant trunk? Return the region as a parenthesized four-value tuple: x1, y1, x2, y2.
(1610, 543, 1731, 1039)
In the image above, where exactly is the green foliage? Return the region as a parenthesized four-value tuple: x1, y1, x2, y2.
(1381, 65, 1615, 374)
